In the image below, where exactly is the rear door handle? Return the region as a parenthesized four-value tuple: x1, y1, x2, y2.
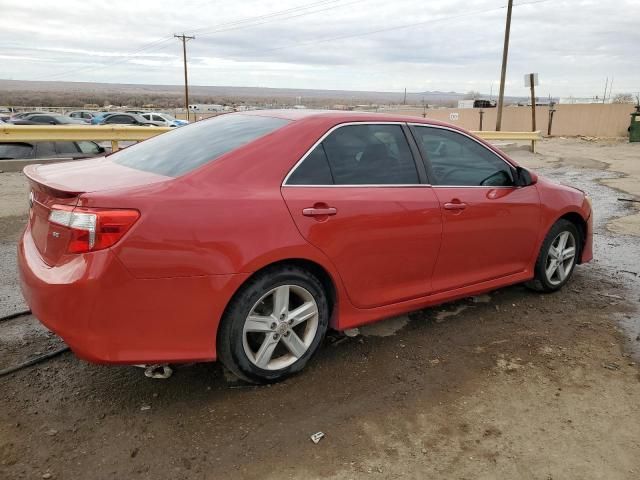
(443, 202, 467, 211)
(302, 207, 337, 216)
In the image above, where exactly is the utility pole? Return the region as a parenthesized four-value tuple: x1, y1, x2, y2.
(529, 73, 536, 135)
(403, 88, 407, 105)
(495, 0, 513, 131)
(175, 33, 195, 121)
(602, 77, 608, 104)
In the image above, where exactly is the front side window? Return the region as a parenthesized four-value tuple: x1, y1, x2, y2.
(412, 126, 514, 187)
(287, 124, 419, 185)
(55, 142, 80, 154)
(112, 114, 290, 177)
(76, 141, 101, 154)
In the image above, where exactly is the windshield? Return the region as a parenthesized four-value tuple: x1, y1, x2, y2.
(112, 114, 290, 177)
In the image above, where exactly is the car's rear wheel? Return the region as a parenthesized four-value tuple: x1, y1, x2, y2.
(527, 219, 580, 292)
(218, 266, 329, 383)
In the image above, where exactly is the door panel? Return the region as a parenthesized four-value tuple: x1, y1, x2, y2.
(431, 186, 540, 292)
(410, 124, 541, 292)
(282, 186, 442, 308)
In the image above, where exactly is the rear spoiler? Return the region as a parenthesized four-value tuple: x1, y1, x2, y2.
(23, 164, 84, 199)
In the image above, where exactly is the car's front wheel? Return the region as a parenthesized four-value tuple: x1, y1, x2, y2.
(218, 266, 329, 383)
(527, 219, 580, 292)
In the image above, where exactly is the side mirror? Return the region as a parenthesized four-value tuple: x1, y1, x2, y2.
(515, 166, 537, 186)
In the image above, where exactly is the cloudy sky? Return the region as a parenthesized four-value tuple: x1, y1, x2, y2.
(1, 0, 638, 97)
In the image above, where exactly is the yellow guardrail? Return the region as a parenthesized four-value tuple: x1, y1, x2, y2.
(473, 130, 542, 152)
(0, 124, 542, 153)
(0, 124, 172, 152)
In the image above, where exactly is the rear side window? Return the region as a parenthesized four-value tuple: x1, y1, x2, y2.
(287, 144, 334, 185)
(286, 124, 419, 185)
(112, 114, 290, 177)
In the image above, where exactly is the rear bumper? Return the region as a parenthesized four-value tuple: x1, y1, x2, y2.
(18, 226, 249, 364)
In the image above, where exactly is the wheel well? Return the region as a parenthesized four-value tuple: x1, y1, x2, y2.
(223, 258, 337, 324)
(558, 212, 587, 263)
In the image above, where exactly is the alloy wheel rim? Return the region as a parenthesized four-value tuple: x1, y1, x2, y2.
(242, 285, 319, 371)
(545, 231, 576, 286)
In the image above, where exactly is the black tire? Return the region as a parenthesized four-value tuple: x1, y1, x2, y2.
(527, 219, 581, 292)
(217, 265, 329, 384)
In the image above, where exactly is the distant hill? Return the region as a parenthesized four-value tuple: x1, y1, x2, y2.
(0, 79, 525, 108)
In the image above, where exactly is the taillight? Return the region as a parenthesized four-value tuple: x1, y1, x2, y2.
(48, 205, 140, 253)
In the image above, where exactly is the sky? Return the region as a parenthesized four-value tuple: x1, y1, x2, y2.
(1, 0, 639, 98)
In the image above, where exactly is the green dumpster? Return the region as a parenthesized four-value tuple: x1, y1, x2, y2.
(630, 107, 640, 143)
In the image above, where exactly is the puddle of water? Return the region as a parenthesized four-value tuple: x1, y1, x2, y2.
(435, 305, 470, 323)
(360, 315, 409, 337)
(536, 164, 640, 359)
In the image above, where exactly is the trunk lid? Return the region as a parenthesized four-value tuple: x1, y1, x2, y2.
(24, 157, 171, 265)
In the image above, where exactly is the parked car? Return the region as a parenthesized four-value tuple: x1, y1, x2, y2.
(0, 141, 106, 160)
(10, 111, 48, 120)
(10, 113, 87, 125)
(140, 112, 189, 127)
(90, 112, 115, 125)
(99, 112, 157, 126)
(68, 110, 101, 123)
(18, 111, 593, 383)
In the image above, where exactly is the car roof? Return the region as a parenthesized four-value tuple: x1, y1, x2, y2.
(25, 112, 63, 117)
(238, 109, 453, 127)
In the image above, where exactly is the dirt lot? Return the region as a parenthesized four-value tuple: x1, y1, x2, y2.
(1, 138, 639, 479)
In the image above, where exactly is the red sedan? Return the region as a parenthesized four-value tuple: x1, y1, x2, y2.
(18, 110, 593, 383)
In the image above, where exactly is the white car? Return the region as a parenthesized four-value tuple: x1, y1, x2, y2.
(140, 113, 189, 127)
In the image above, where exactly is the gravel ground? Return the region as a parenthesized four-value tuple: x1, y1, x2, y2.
(0, 138, 639, 480)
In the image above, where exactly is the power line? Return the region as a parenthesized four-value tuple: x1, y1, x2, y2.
(32, 0, 354, 81)
(39, 37, 175, 81)
(190, 0, 346, 35)
(243, 0, 550, 55)
(194, 0, 365, 37)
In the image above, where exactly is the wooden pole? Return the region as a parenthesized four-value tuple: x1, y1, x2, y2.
(530, 73, 536, 152)
(496, 0, 513, 131)
(175, 34, 195, 122)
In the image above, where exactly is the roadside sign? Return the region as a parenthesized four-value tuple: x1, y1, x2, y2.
(449, 112, 459, 121)
(525, 73, 539, 87)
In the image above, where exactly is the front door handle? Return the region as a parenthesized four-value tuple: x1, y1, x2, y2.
(443, 202, 467, 211)
(303, 206, 337, 216)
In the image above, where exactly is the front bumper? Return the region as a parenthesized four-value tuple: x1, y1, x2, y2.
(18, 226, 249, 364)
(580, 208, 594, 264)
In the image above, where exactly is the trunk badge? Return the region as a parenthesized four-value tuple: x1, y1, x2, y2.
(52, 231, 60, 238)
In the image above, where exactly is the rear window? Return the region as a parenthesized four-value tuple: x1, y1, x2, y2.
(112, 114, 290, 177)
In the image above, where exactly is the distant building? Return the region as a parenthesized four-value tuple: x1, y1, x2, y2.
(558, 97, 610, 105)
(458, 99, 496, 109)
(188, 104, 225, 113)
